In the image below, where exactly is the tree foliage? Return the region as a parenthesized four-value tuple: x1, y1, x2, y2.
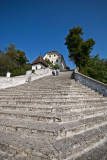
(0, 44, 31, 76)
(45, 58, 53, 67)
(0, 51, 9, 76)
(65, 26, 107, 84)
(45, 58, 60, 69)
(52, 64, 60, 70)
(65, 26, 95, 68)
(80, 54, 107, 84)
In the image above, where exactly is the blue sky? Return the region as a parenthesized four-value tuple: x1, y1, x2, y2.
(0, 0, 107, 69)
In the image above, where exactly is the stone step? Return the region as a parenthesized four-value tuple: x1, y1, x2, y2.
(9, 87, 94, 91)
(6, 86, 92, 90)
(0, 131, 57, 160)
(0, 107, 107, 122)
(0, 115, 107, 140)
(0, 95, 106, 101)
(0, 91, 98, 96)
(70, 141, 107, 160)
(0, 98, 106, 106)
(51, 103, 107, 113)
(52, 125, 107, 159)
(60, 115, 107, 139)
(0, 103, 107, 113)
(0, 87, 97, 92)
(0, 96, 105, 102)
(59, 108, 107, 122)
(1, 84, 88, 90)
(0, 92, 101, 97)
(0, 125, 106, 159)
(0, 93, 103, 98)
(1, 82, 85, 88)
(0, 118, 63, 139)
(0, 149, 11, 160)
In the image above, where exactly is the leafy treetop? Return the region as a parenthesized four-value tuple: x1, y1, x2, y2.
(65, 26, 95, 69)
(0, 44, 31, 76)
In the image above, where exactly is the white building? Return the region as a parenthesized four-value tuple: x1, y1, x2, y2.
(43, 51, 68, 71)
(31, 54, 48, 70)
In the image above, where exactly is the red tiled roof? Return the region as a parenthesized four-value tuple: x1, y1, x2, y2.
(31, 54, 48, 67)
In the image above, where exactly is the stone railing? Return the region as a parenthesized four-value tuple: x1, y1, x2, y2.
(73, 68, 107, 97)
(0, 68, 52, 89)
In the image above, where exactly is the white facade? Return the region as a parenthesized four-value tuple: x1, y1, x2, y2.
(32, 63, 46, 70)
(43, 51, 66, 71)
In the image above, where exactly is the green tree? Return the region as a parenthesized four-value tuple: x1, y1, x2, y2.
(0, 44, 31, 76)
(65, 26, 95, 69)
(45, 58, 60, 69)
(80, 54, 107, 84)
(0, 51, 10, 76)
(45, 58, 53, 67)
(16, 49, 29, 68)
(52, 64, 60, 70)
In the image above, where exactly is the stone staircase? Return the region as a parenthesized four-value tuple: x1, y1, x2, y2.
(0, 71, 107, 160)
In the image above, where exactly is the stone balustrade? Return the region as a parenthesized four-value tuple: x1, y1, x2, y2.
(73, 68, 107, 97)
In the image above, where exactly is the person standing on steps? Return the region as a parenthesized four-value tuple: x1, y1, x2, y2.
(52, 70, 55, 76)
(56, 70, 59, 76)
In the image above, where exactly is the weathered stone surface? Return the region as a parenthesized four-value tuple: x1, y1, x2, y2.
(0, 71, 107, 159)
(74, 68, 107, 97)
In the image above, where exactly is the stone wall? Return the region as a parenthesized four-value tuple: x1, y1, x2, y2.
(0, 68, 52, 89)
(34, 67, 50, 75)
(73, 68, 107, 97)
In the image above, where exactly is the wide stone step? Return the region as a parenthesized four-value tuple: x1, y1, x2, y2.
(0, 107, 107, 122)
(0, 104, 53, 112)
(0, 131, 57, 160)
(0, 95, 104, 101)
(2, 83, 88, 90)
(0, 103, 107, 113)
(7, 86, 92, 90)
(0, 149, 12, 160)
(0, 110, 60, 122)
(0, 115, 107, 140)
(0, 88, 98, 93)
(0, 91, 98, 97)
(0, 92, 101, 98)
(4, 82, 94, 87)
(0, 93, 103, 98)
(1, 85, 88, 91)
(72, 141, 107, 160)
(52, 125, 107, 159)
(0, 118, 63, 138)
(60, 115, 107, 140)
(0, 125, 107, 159)
(0, 98, 106, 106)
(60, 108, 107, 122)
(51, 103, 107, 113)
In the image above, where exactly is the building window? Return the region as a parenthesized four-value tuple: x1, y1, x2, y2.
(49, 55, 51, 58)
(56, 59, 58, 63)
(51, 61, 53, 64)
(54, 55, 56, 57)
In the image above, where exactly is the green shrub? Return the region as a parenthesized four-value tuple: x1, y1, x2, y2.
(52, 64, 60, 70)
